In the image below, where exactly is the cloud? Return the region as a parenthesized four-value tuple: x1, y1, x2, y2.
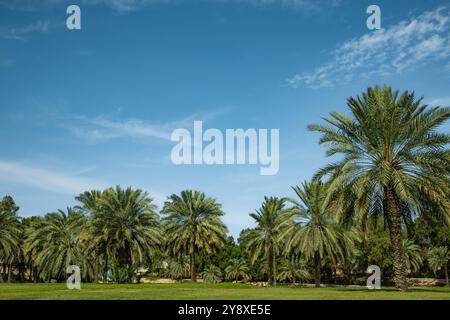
(64, 110, 223, 143)
(0, 161, 105, 194)
(85, 0, 173, 13)
(428, 97, 450, 107)
(70, 117, 175, 142)
(288, 6, 450, 89)
(0, 20, 49, 40)
(235, 0, 341, 11)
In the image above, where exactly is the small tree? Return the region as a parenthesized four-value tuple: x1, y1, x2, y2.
(225, 258, 250, 282)
(201, 265, 222, 283)
(428, 246, 449, 286)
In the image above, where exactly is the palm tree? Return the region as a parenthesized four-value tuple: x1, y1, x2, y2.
(76, 190, 106, 282)
(201, 264, 222, 283)
(428, 246, 449, 286)
(403, 239, 423, 275)
(168, 255, 190, 280)
(0, 196, 21, 282)
(308, 86, 450, 291)
(225, 258, 250, 282)
(162, 190, 227, 282)
(277, 257, 310, 285)
(88, 186, 161, 282)
(284, 182, 356, 287)
(25, 208, 92, 282)
(241, 197, 291, 286)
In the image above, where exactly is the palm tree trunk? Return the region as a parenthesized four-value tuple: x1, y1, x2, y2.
(94, 254, 99, 283)
(104, 252, 109, 283)
(28, 262, 33, 282)
(314, 252, 321, 288)
(19, 263, 25, 282)
(190, 252, 197, 282)
(445, 264, 449, 286)
(268, 246, 274, 286)
(7, 264, 12, 282)
(272, 247, 277, 287)
(384, 187, 408, 292)
(190, 234, 197, 282)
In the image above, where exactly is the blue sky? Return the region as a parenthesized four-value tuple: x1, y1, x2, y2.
(1, 0, 450, 238)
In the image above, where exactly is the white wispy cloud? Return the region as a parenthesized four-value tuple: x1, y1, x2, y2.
(0, 161, 105, 194)
(288, 6, 450, 89)
(85, 0, 173, 13)
(64, 110, 224, 143)
(1, 20, 49, 40)
(235, 0, 341, 11)
(428, 97, 450, 107)
(70, 117, 175, 142)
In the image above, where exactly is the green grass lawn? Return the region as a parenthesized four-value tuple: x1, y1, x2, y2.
(0, 283, 449, 300)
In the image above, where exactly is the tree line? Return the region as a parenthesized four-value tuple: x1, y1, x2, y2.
(1, 86, 449, 291)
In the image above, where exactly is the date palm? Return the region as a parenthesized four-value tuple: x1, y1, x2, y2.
(241, 197, 292, 286)
(0, 196, 21, 282)
(284, 182, 356, 287)
(403, 239, 423, 274)
(168, 255, 190, 280)
(76, 190, 106, 282)
(201, 264, 222, 283)
(428, 246, 449, 286)
(225, 258, 250, 282)
(162, 190, 227, 282)
(91, 186, 161, 279)
(277, 257, 310, 285)
(25, 208, 92, 281)
(308, 86, 450, 291)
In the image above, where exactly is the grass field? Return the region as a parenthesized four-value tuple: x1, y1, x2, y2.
(0, 283, 449, 300)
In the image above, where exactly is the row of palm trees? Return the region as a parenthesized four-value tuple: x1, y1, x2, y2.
(0, 86, 449, 292)
(1, 185, 448, 288)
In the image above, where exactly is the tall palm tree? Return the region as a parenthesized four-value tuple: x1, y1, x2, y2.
(428, 246, 449, 286)
(241, 197, 291, 286)
(308, 86, 450, 291)
(225, 258, 250, 282)
(162, 190, 227, 282)
(89, 186, 161, 282)
(0, 196, 21, 282)
(25, 208, 92, 282)
(284, 182, 356, 287)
